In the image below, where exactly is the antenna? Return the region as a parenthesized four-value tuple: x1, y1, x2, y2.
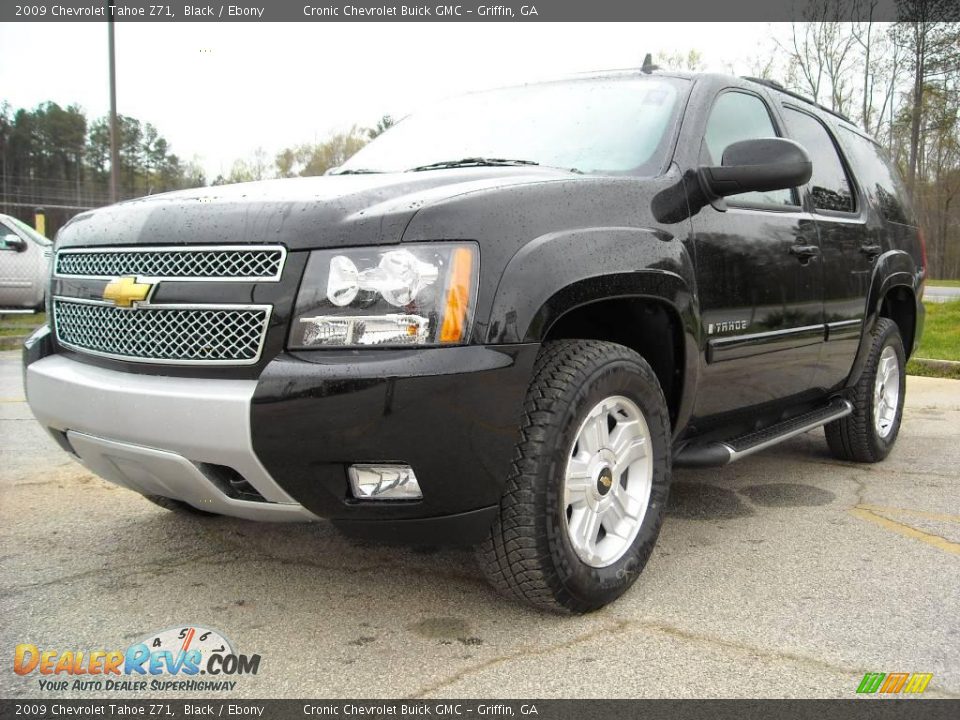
(641, 53, 660, 74)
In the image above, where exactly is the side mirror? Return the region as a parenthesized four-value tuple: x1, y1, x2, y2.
(699, 138, 812, 198)
(0, 234, 27, 253)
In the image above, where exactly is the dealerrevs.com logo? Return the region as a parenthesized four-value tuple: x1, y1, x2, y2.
(13, 625, 261, 692)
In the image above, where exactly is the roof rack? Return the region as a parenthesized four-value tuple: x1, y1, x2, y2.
(742, 76, 854, 124)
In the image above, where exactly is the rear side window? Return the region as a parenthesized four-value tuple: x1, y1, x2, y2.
(839, 128, 914, 225)
(783, 108, 855, 213)
(702, 91, 795, 208)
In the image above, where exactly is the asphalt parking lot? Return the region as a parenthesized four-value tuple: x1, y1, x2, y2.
(1, 348, 958, 699)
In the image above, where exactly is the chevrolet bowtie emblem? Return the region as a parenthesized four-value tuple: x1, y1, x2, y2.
(103, 276, 153, 307)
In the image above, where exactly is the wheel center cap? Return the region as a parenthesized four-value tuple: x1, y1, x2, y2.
(596, 467, 614, 496)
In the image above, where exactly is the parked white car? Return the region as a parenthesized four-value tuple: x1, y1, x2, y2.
(0, 213, 52, 310)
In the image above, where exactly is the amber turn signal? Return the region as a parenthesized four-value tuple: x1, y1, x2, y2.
(439, 247, 474, 343)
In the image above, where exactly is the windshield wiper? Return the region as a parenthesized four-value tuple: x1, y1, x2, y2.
(406, 157, 540, 172)
(327, 168, 383, 175)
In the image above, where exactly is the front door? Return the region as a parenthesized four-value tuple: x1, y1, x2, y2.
(691, 88, 824, 422)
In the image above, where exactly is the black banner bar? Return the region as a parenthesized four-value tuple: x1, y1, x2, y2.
(4, 0, 960, 23)
(2, 700, 960, 720)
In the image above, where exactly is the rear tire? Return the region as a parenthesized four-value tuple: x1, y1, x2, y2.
(825, 318, 905, 463)
(144, 495, 217, 517)
(478, 340, 672, 613)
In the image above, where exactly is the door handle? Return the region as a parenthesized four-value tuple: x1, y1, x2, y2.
(789, 244, 820, 262)
(860, 244, 882, 259)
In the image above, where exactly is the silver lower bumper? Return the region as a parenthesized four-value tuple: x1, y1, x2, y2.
(26, 355, 317, 522)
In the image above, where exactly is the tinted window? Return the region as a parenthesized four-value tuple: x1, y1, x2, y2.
(339, 77, 686, 176)
(839, 129, 914, 225)
(783, 108, 855, 213)
(703, 91, 795, 207)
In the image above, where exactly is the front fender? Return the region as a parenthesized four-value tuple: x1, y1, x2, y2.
(485, 227, 697, 344)
(485, 228, 700, 434)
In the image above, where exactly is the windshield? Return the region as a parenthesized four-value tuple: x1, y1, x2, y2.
(338, 76, 687, 176)
(3, 215, 51, 246)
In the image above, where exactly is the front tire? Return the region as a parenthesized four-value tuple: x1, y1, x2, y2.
(825, 318, 906, 463)
(478, 340, 672, 613)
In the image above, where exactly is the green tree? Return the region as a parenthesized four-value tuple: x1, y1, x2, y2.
(274, 127, 369, 177)
(117, 115, 144, 194)
(274, 147, 296, 179)
(366, 114, 395, 139)
(3, 101, 203, 214)
(86, 117, 110, 178)
(656, 50, 705, 72)
(894, 1, 960, 191)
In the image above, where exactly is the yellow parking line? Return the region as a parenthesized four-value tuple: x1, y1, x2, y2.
(0, 398, 25, 403)
(858, 503, 960, 524)
(850, 506, 960, 556)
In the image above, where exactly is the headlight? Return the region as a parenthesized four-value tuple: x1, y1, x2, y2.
(289, 242, 479, 348)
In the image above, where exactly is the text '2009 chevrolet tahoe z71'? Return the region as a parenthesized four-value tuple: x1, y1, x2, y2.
(24, 70, 925, 612)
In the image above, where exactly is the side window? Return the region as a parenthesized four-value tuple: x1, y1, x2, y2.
(839, 128, 914, 225)
(702, 91, 795, 208)
(783, 108, 855, 213)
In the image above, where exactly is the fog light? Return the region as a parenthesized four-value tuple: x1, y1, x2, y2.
(348, 464, 422, 500)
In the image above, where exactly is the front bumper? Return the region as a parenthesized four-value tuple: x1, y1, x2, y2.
(251, 345, 538, 540)
(24, 338, 538, 542)
(26, 353, 316, 522)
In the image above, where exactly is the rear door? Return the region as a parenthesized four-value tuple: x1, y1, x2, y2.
(691, 87, 825, 421)
(779, 106, 869, 393)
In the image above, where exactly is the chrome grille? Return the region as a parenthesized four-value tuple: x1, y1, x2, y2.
(53, 298, 271, 365)
(55, 245, 285, 281)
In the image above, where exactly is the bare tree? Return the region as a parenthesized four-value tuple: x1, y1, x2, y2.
(779, 0, 860, 114)
(849, 15, 906, 142)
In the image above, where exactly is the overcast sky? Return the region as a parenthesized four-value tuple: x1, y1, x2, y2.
(0, 22, 787, 179)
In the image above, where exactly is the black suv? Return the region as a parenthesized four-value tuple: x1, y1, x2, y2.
(24, 70, 925, 612)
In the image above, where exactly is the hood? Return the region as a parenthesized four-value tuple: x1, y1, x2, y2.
(55, 167, 576, 250)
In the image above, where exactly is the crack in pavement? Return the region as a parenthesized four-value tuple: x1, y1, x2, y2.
(840, 471, 960, 555)
(190, 524, 490, 588)
(636, 620, 960, 698)
(1, 543, 490, 602)
(408, 615, 960, 698)
(0, 550, 235, 600)
(406, 619, 632, 698)
(203, 541, 490, 589)
(799, 458, 958, 481)
(9, 477, 83, 488)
